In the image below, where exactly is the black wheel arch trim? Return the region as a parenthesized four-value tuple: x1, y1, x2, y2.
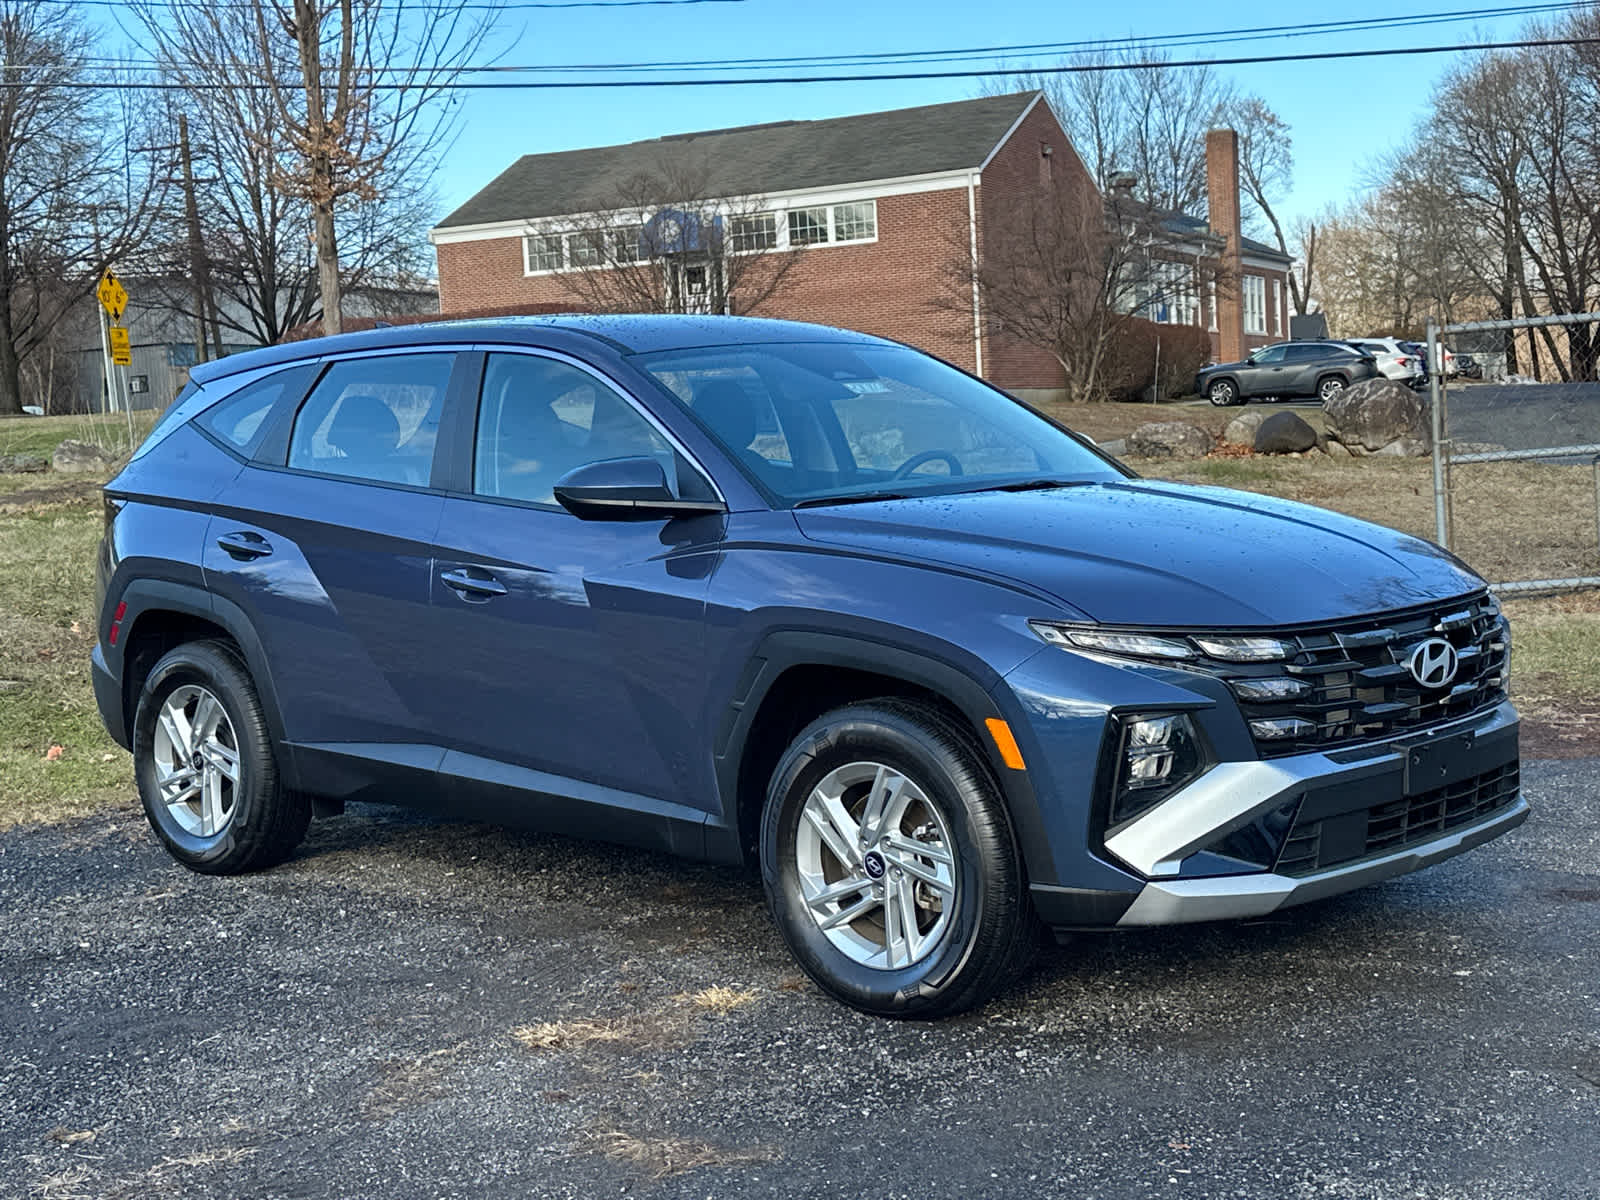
(709, 629, 1055, 889)
(103, 579, 297, 787)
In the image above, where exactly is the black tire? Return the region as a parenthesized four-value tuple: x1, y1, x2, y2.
(1207, 378, 1241, 407)
(132, 639, 309, 875)
(760, 699, 1034, 1018)
(1316, 374, 1347, 403)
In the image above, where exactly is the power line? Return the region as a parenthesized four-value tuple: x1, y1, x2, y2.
(50, 0, 745, 9)
(4, 35, 1594, 89)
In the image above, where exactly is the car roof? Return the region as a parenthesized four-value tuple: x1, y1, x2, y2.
(188, 314, 894, 387)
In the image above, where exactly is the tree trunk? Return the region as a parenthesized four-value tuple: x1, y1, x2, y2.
(0, 298, 22, 416)
(314, 193, 341, 336)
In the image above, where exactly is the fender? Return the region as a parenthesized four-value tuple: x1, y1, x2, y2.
(707, 629, 1053, 885)
(106, 579, 297, 786)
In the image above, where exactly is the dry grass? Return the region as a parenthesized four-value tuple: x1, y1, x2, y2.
(677, 985, 759, 1014)
(512, 1017, 642, 1052)
(579, 1124, 778, 1178)
(0, 410, 158, 462)
(361, 1045, 464, 1121)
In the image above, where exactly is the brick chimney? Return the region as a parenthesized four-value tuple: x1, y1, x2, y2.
(1206, 128, 1244, 363)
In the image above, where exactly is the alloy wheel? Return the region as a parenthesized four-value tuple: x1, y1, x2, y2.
(152, 684, 241, 838)
(1208, 381, 1236, 406)
(1319, 377, 1346, 402)
(794, 761, 957, 970)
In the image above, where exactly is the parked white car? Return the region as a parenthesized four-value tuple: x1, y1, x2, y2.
(1347, 339, 1425, 388)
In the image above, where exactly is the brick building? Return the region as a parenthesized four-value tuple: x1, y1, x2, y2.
(430, 94, 1292, 396)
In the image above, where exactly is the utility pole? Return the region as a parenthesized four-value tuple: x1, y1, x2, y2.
(178, 113, 222, 363)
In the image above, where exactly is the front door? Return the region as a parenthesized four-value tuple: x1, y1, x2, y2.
(425, 351, 724, 831)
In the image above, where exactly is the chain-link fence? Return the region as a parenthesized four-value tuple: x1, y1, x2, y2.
(1429, 312, 1600, 594)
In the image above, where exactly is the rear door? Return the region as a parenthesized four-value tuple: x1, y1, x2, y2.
(201, 349, 463, 795)
(423, 349, 725, 845)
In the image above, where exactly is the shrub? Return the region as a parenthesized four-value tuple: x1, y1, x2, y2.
(1098, 317, 1212, 402)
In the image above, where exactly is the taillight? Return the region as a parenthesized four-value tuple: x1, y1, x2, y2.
(108, 600, 127, 646)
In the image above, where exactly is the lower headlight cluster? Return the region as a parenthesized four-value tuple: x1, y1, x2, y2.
(1109, 713, 1210, 827)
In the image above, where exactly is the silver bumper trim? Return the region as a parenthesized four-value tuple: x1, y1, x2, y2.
(1103, 698, 1520, 878)
(1116, 794, 1529, 926)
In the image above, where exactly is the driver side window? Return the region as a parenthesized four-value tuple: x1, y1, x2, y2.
(473, 354, 673, 506)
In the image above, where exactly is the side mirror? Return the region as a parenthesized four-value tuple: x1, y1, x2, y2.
(552, 456, 725, 520)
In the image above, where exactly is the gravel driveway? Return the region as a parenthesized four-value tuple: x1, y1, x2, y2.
(4, 760, 1597, 1200)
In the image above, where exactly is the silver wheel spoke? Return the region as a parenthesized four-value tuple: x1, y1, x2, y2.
(857, 765, 904, 844)
(804, 875, 870, 914)
(202, 739, 239, 783)
(817, 891, 880, 931)
(803, 790, 861, 870)
(883, 832, 953, 866)
(159, 708, 192, 756)
(882, 847, 953, 897)
(191, 692, 221, 742)
(162, 773, 200, 806)
(200, 766, 225, 836)
(889, 873, 921, 967)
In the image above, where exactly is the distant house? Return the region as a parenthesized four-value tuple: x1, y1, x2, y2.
(430, 94, 1291, 399)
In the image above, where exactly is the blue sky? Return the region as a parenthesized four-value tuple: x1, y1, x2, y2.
(434, 0, 1535, 233)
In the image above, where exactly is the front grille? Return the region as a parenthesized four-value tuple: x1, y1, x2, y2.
(1220, 594, 1509, 757)
(1275, 760, 1520, 876)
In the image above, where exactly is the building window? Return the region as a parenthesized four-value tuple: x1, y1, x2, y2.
(1148, 260, 1197, 326)
(788, 207, 830, 246)
(524, 233, 563, 273)
(568, 229, 608, 268)
(1272, 278, 1283, 334)
(730, 213, 777, 252)
(1243, 275, 1267, 334)
(612, 225, 644, 263)
(832, 200, 876, 243)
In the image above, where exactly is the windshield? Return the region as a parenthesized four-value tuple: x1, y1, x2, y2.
(632, 341, 1121, 506)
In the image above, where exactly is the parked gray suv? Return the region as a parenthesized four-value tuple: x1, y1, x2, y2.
(1198, 341, 1381, 406)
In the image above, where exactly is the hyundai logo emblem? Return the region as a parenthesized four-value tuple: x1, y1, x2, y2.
(863, 850, 887, 880)
(1406, 637, 1460, 690)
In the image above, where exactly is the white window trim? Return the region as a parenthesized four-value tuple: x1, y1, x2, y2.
(1271, 278, 1282, 336)
(1243, 275, 1267, 336)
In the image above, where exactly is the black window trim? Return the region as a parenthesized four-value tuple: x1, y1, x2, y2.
(188, 362, 320, 464)
(439, 343, 726, 515)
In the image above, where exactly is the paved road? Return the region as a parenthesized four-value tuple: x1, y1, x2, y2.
(1445, 382, 1600, 454)
(4, 761, 1597, 1200)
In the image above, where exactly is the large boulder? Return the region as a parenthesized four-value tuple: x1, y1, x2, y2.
(1323, 378, 1431, 453)
(1253, 411, 1319, 455)
(50, 439, 114, 474)
(1222, 410, 1268, 447)
(1127, 421, 1213, 460)
(0, 452, 47, 474)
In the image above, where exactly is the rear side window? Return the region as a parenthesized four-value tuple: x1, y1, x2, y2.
(473, 353, 673, 506)
(288, 353, 453, 486)
(195, 369, 308, 457)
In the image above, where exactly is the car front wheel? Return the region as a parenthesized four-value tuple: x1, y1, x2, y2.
(132, 639, 309, 875)
(761, 700, 1033, 1018)
(1207, 379, 1240, 406)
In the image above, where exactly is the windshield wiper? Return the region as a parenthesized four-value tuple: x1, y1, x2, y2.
(793, 490, 913, 509)
(967, 478, 1092, 494)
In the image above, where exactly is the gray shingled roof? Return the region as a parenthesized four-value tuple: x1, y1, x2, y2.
(1162, 211, 1293, 262)
(435, 92, 1039, 229)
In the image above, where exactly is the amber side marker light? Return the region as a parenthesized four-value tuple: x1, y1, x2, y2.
(985, 718, 1027, 770)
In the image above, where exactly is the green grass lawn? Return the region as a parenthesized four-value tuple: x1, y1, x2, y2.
(0, 409, 158, 461)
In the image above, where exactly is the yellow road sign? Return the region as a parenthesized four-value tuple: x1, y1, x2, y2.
(97, 272, 128, 321)
(109, 325, 131, 366)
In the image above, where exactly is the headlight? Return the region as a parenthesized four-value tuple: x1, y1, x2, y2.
(1108, 712, 1209, 827)
(1190, 635, 1294, 662)
(1032, 623, 1195, 661)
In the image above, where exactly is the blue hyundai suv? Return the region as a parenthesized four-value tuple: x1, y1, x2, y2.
(93, 316, 1525, 1016)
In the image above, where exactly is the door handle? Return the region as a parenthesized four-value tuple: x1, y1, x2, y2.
(216, 531, 272, 560)
(440, 567, 508, 599)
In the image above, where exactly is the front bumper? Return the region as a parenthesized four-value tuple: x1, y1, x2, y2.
(1034, 699, 1523, 929)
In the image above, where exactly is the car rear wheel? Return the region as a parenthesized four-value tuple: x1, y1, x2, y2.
(1317, 375, 1348, 403)
(760, 699, 1034, 1018)
(1207, 379, 1240, 407)
(133, 639, 309, 875)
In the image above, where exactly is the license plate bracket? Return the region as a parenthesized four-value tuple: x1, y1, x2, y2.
(1400, 721, 1515, 794)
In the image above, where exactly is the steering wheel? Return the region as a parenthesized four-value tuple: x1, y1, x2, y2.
(891, 449, 965, 479)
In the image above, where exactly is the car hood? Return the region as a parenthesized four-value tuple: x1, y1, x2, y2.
(793, 481, 1484, 627)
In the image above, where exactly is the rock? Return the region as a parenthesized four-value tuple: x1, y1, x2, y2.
(0, 452, 47, 474)
(1253, 411, 1319, 455)
(1127, 421, 1213, 460)
(1375, 437, 1431, 457)
(1323, 377, 1431, 452)
(50, 440, 114, 474)
(1325, 439, 1352, 458)
(1222, 411, 1267, 446)
(1097, 437, 1127, 457)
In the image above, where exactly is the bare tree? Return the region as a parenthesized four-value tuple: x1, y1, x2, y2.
(550, 157, 802, 317)
(947, 172, 1221, 403)
(151, 0, 495, 337)
(0, 2, 163, 416)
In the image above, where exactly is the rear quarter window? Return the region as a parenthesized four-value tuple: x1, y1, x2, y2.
(194, 368, 313, 458)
